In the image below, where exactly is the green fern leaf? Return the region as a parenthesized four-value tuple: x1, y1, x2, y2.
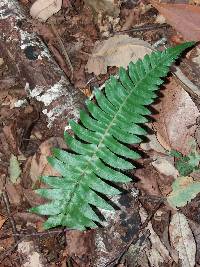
(30, 42, 194, 230)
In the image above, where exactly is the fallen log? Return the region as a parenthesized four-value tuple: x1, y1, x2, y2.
(0, 0, 85, 132)
(0, 2, 143, 266)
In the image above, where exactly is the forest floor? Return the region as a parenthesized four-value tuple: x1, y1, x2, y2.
(0, 0, 200, 266)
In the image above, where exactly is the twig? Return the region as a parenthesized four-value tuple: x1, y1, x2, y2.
(2, 191, 18, 242)
(12, 228, 71, 237)
(50, 21, 74, 79)
(115, 23, 169, 34)
(0, 239, 22, 263)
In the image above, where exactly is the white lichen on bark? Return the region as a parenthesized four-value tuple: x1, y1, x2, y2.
(27, 76, 68, 106)
(1, 0, 82, 128)
(0, 0, 25, 19)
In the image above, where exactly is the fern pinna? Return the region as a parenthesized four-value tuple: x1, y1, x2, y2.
(30, 42, 194, 230)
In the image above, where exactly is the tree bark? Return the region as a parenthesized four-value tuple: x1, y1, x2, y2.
(0, 0, 85, 133)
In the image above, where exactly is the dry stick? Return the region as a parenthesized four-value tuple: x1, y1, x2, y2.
(0, 239, 23, 263)
(12, 228, 71, 238)
(1, 190, 24, 264)
(2, 191, 18, 243)
(115, 23, 169, 34)
(50, 21, 74, 80)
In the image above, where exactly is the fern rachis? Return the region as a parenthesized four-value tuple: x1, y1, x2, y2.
(30, 42, 195, 230)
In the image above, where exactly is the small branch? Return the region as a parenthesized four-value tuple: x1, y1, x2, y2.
(2, 190, 18, 242)
(50, 21, 74, 80)
(115, 23, 169, 34)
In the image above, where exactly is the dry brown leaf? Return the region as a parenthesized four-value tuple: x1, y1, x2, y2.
(153, 78, 199, 155)
(140, 207, 172, 267)
(30, 0, 62, 22)
(169, 212, 196, 267)
(135, 165, 162, 196)
(150, 1, 200, 41)
(0, 215, 6, 229)
(152, 156, 179, 178)
(5, 182, 23, 205)
(30, 137, 67, 183)
(84, 0, 120, 17)
(18, 240, 47, 267)
(86, 35, 153, 75)
(140, 132, 166, 153)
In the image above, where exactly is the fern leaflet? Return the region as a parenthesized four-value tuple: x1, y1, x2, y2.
(30, 42, 194, 230)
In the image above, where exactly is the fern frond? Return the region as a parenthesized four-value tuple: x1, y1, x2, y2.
(30, 42, 194, 230)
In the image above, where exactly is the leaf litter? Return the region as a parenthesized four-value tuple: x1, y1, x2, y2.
(0, 0, 200, 266)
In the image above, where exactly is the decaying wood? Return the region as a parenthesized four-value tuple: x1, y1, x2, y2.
(0, 0, 85, 132)
(0, 2, 143, 265)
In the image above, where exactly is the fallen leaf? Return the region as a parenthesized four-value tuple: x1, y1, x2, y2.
(5, 182, 22, 205)
(140, 133, 166, 154)
(169, 212, 196, 267)
(84, 0, 120, 17)
(0, 58, 4, 66)
(150, 1, 200, 41)
(65, 230, 94, 261)
(167, 176, 200, 208)
(136, 165, 162, 196)
(152, 156, 179, 178)
(140, 207, 172, 267)
(86, 35, 153, 75)
(18, 240, 47, 267)
(0, 215, 6, 229)
(153, 78, 200, 155)
(23, 189, 46, 207)
(30, 137, 67, 183)
(9, 154, 21, 184)
(30, 0, 62, 22)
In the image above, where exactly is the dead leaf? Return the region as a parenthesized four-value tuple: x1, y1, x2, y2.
(18, 240, 47, 267)
(153, 78, 200, 155)
(23, 189, 46, 207)
(136, 162, 175, 197)
(65, 230, 95, 260)
(84, 0, 120, 17)
(150, 1, 200, 41)
(136, 165, 162, 196)
(140, 207, 172, 267)
(30, 0, 62, 22)
(9, 154, 21, 184)
(169, 212, 196, 267)
(167, 176, 200, 208)
(0, 58, 4, 66)
(86, 35, 153, 75)
(152, 156, 179, 178)
(140, 133, 167, 154)
(0, 215, 6, 229)
(30, 137, 67, 183)
(5, 182, 22, 205)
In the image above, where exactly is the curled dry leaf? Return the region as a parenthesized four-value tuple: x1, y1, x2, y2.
(86, 35, 153, 75)
(30, 0, 62, 22)
(169, 212, 196, 267)
(153, 78, 200, 155)
(150, 0, 200, 41)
